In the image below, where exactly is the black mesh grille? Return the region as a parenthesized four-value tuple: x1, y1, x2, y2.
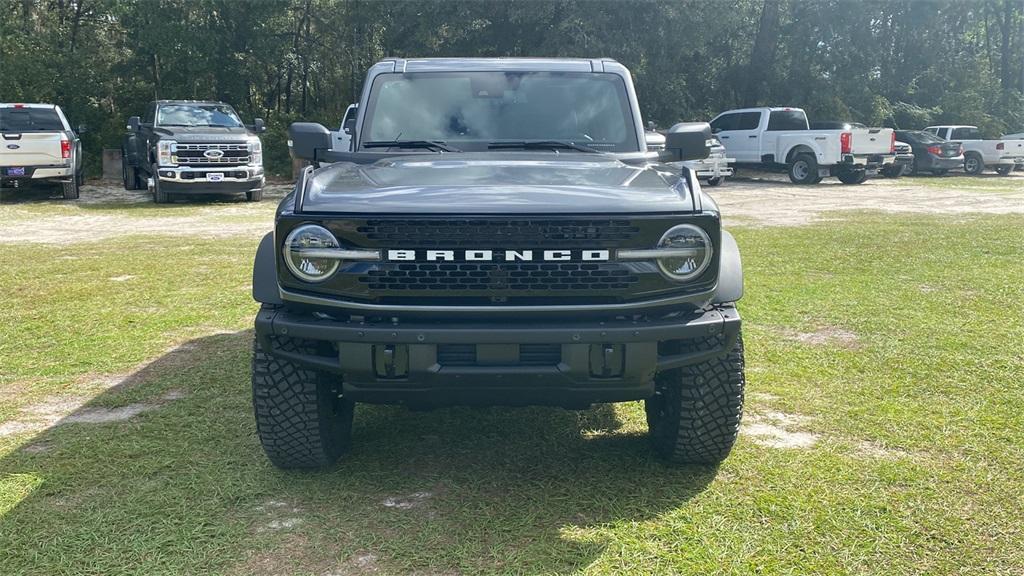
(356, 219, 641, 248)
(358, 262, 639, 292)
(436, 344, 562, 366)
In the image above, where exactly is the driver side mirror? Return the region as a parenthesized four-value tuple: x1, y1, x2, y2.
(288, 122, 331, 162)
(663, 122, 712, 162)
(253, 118, 267, 134)
(127, 116, 141, 131)
(342, 116, 356, 135)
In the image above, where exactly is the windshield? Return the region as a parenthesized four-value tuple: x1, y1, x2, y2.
(157, 104, 243, 128)
(0, 107, 64, 132)
(360, 72, 639, 152)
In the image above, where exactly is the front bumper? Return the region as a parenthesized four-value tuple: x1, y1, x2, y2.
(893, 153, 914, 167)
(156, 165, 264, 194)
(255, 305, 741, 407)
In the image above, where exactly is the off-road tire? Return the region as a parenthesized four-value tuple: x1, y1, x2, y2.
(837, 169, 868, 184)
(788, 153, 819, 185)
(151, 163, 168, 203)
(252, 335, 353, 469)
(646, 331, 745, 464)
(61, 178, 80, 200)
(246, 187, 264, 202)
(963, 152, 984, 175)
(931, 169, 948, 176)
(880, 165, 903, 179)
(705, 177, 723, 187)
(995, 165, 1013, 176)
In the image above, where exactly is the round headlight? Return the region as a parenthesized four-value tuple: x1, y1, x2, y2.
(656, 224, 713, 282)
(283, 224, 341, 282)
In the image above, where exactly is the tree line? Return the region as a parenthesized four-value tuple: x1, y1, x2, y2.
(2, 0, 1022, 176)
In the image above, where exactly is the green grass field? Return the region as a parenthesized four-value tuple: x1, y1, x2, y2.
(0, 200, 1022, 574)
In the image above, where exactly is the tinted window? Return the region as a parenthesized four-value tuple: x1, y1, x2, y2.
(362, 72, 638, 152)
(951, 127, 982, 140)
(0, 108, 64, 131)
(711, 113, 738, 133)
(767, 110, 808, 131)
(735, 112, 761, 130)
(156, 104, 242, 127)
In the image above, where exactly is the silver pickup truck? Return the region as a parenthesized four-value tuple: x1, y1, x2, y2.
(0, 103, 84, 199)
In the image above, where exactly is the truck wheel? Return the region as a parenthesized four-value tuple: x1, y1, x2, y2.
(252, 335, 353, 469)
(788, 154, 819, 185)
(151, 164, 168, 203)
(61, 178, 80, 200)
(995, 165, 1013, 176)
(122, 160, 141, 190)
(963, 153, 984, 175)
(704, 177, 723, 187)
(646, 331, 745, 464)
(246, 188, 264, 202)
(931, 169, 948, 176)
(837, 169, 868, 184)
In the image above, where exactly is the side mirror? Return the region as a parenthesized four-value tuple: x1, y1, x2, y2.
(288, 122, 331, 162)
(127, 116, 141, 131)
(253, 118, 267, 133)
(663, 122, 711, 162)
(342, 116, 356, 135)
(77, 124, 88, 135)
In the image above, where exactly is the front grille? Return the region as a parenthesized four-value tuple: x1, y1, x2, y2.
(359, 262, 639, 292)
(437, 344, 476, 366)
(895, 143, 911, 154)
(436, 344, 562, 366)
(356, 219, 641, 248)
(175, 143, 250, 166)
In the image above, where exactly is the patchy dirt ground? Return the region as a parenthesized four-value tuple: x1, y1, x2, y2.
(0, 171, 1021, 243)
(709, 170, 1024, 226)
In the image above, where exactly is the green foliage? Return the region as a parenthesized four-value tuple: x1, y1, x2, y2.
(1, 0, 1022, 176)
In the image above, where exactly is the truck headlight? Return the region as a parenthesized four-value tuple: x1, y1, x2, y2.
(283, 225, 341, 282)
(158, 141, 177, 166)
(249, 138, 263, 167)
(654, 225, 713, 282)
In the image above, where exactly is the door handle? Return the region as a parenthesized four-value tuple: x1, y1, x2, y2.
(748, 135, 758, 139)
(720, 135, 730, 139)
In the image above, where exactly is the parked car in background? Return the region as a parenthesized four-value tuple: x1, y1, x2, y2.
(1002, 131, 1024, 140)
(894, 130, 964, 175)
(711, 107, 895, 184)
(0, 103, 84, 199)
(646, 130, 734, 186)
(809, 121, 867, 130)
(883, 140, 915, 178)
(330, 104, 358, 152)
(122, 100, 266, 203)
(924, 125, 1024, 176)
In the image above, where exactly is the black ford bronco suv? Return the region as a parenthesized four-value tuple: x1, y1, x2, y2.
(251, 58, 745, 469)
(122, 100, 266, 203)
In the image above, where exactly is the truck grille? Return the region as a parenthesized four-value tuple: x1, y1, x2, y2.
(175, 143, 250, 166)
(359, 262, 639, 292)
(437, 343, 562, 366)
(356, 219, 641, 248)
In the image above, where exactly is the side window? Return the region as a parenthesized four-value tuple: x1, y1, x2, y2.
(736, 112, 762, 130)
(711, 113, 737, 133)
(766, 110, 807, 131)
(951, 127, 979, 140)
(924, 127, 939, 137)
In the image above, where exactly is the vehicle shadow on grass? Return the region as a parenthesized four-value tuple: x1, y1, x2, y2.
(0, 330, 718, 575)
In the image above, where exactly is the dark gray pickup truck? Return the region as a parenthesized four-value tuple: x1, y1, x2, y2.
(251, 58, 746, 469)
(121, 100, 266, 203)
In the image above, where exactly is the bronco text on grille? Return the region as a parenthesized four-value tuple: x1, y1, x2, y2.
(249, 57, 746, 471)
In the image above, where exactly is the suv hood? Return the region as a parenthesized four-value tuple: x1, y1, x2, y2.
(301, 153, 696, 214)
(154, 125, 254, 143)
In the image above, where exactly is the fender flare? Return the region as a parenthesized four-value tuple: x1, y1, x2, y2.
(712, 230, 743, 303)
(252, 232, 283, 305)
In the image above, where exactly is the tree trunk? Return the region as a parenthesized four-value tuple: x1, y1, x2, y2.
(742, 0, 782, 107)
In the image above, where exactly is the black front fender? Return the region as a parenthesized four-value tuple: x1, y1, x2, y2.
(253, 232, 282, 305)
(712, 230, 743, 303)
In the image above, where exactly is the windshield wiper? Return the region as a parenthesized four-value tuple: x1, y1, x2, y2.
(488, 140, 602, 153)
(363, 140, 460, 152)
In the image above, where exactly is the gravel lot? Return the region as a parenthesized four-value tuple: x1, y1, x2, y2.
(0, 170, 1020, 243)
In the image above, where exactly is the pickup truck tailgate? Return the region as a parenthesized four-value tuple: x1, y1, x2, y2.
(849, 128, 894, 155)
(0, 132, 65, 166)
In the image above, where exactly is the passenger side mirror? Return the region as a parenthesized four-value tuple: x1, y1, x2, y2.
(127, 116, 141, 131)
(253, 118, 267, 134)
(663, 122, 712, 162)
(288, 122, 331, 162)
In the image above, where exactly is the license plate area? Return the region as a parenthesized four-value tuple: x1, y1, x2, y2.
(6, 167, 26, 176)
(207, 172, 224, 181)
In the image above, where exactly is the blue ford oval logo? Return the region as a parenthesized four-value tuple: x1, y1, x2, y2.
(6, 144, 19, 150)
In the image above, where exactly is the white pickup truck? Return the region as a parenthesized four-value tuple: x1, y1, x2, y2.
(710, 107, 896, 184)
(923, 125, 1024, 176)
(0, 103, 84, 199)
(329, 104, 358, 152)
